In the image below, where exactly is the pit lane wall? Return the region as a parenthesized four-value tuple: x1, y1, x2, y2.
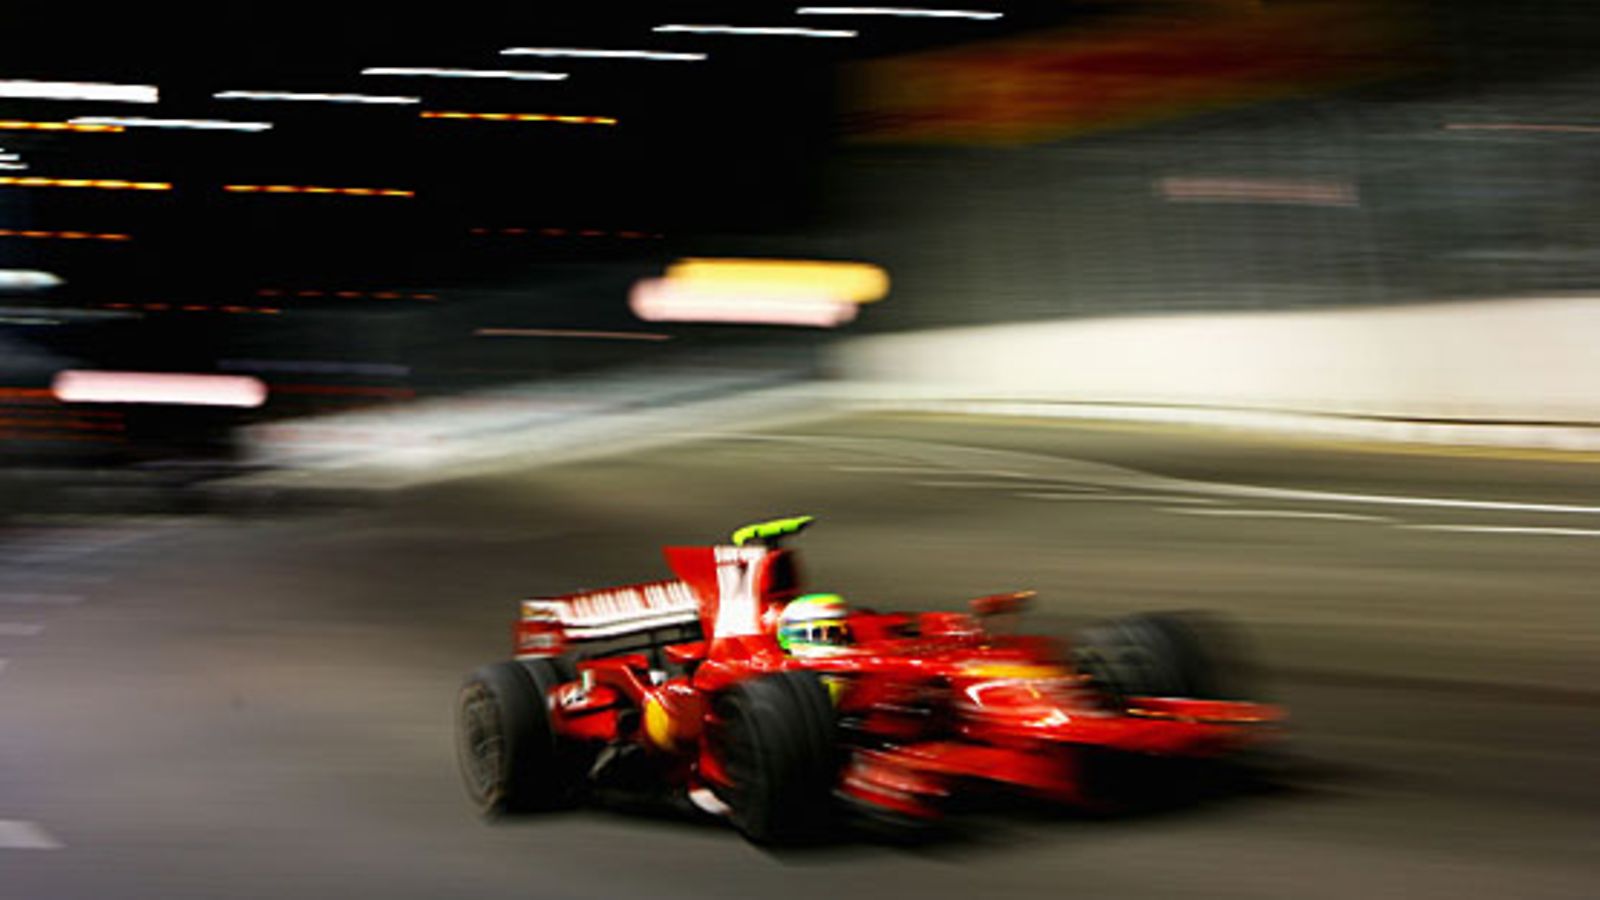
(836, 296, 1600, 450)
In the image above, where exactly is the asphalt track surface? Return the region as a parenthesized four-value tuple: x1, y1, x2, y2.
(3, 414, 1597, 899)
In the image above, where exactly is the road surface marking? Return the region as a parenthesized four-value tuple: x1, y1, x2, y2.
(1398, 525, 1600, 538)
(0, 623, 43, 637)
(1165, 508, 1390, 522)
(0, 819, 63, 850)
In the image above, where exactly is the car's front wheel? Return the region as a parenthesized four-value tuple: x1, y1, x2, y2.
(707, 671, 840, 844)
(455, 657, 584, 816)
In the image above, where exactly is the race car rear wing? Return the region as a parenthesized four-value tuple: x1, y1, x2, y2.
(513, 579, 702, 658)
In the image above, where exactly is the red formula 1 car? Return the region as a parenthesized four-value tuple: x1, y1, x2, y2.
(455, 517, 1284, 843)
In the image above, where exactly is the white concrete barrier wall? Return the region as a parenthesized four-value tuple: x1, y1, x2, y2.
(839, 297, 1600, 425)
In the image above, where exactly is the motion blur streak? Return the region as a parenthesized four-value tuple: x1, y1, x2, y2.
(267, 384, 414, 399)
(499, 47, 707, 62)
(50, 371, 269, 408)
(0, 79, 157, 102)
(0, 120, 123, 132)
(0, 177, 170, 190)
(0, 228, 131, 241)
(68, 116, 272, 132)
(665, 258, 891, 303)
(652, 25, 859, 38)
(1157, 176, 1360, 207)
(360, 67, 569, 81)
(420, 111, 617, 125)
(0, 269, 64, 289)
(796, 6, 1003, 19)
(474, 327, 671, 341)
(629, 277, 860, 327)
(219, 359, 411, 377)
(1445, 122, 1600, 134)
(213, 90, 421, 104)
(469, 227, 662, 238)
(223, 184, 413, 197)
(0, 162, 28, 170)
(256, 288, 436, 300)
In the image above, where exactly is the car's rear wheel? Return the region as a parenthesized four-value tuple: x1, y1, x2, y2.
(708, 671, 839, 844)
(456, 657, 584, 816)
(1072, 611, 1249, 703)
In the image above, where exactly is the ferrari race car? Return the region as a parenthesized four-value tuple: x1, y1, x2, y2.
(455, 517, 1284, 843)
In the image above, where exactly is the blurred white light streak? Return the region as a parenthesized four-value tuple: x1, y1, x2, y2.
(475, 327, 671, 341)
(630, 278, 858, 327)
(52, 371, 268, 408)
(0, 820, 62, 850)
(69, 116, 272, 132)
(0, 153, 18, 160)
(0, 80, 157, 103)
(0, 270, 63, 289)
(796, 6, 1002, 19)
(214, 90, 421, 105)
(0, 162, 25, 170)
(501, 47, 707, 61)
(1399, 524, 1600, 538)
(652, 24, 857, 38)
(1165, 508, 1389, 522)
(361, 67, 568, 81)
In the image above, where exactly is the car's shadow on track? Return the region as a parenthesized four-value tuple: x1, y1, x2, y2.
(505, 750, 1368, 864)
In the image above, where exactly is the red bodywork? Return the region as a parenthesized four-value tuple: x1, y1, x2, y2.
(511, 541, 1283, 821)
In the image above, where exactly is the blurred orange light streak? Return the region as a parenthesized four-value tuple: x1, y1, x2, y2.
(0, 177, 169, 190)
(0, 417, 124, 432)
(474, 327, 671, 341)
(0, 229, 131, 241)
(1158, 177, 1358, 207)
(0, 120, 124, 132)
(421, 111, 617, 125)
(224, 184, 414, 197)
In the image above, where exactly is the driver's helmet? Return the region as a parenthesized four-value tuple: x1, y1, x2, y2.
(775, 593, 853, 657)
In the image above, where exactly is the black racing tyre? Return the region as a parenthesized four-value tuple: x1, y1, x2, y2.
(1072, 611, 1249, 703)
(455, 657, 584, 816)
(708, 671, 840, 844)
